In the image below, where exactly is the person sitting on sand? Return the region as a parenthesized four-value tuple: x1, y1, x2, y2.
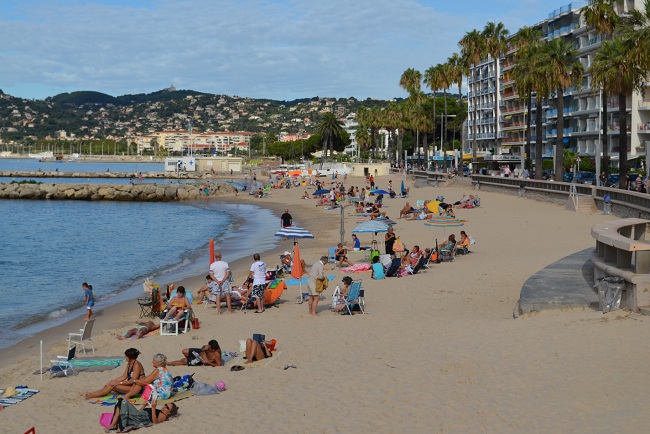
(168, 340, 222, 367)
(302, 191, 310, 199)
(244, 338, 272, 364)
(368, 204, 387, 220)
(399, 202, 415, 218)
(104, 397, 178, 432)
(281, 251, 306, 275)
(457, 230, 471, 253)
(85, 348, 144, 399)
(437, 202, 455, 218)
(117, 321, 159, 340)
(162, 286, 191, 321)
(196, 275, 219, 302)
(123, 353, 173, 400)
(456, 195, 476, 209)
(371, 256, 385, 280)
(335, 243, 354, 267)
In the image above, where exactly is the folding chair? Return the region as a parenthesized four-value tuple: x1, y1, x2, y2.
(50, 345, 76, 378)
(342, 280, 365, 315)
(440, 242, 457, 262)
(328, 246, 338, 263)
(138, 287, 159, 318)
(66, 319, 95, 355)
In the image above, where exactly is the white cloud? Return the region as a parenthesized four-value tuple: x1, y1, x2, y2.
(0, 0, 571, 100)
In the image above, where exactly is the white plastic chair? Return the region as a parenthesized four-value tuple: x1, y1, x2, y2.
(67, 319, 95, 355)
(50, 346, 76, 378)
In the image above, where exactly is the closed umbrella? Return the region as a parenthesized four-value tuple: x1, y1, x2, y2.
(291, 242, 306, 303)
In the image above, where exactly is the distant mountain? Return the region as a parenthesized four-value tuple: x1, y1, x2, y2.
(50, 91, 118, 105)
(115, 89, 208, 105)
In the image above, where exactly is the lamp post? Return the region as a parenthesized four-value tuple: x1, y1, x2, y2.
(441, 114, 457, 172)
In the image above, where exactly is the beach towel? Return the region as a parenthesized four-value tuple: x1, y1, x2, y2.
(132, 389, 194, 406)
(0, 387, 39, 409)
(71, 357, 124, 368)
(340, 263, 372, 273)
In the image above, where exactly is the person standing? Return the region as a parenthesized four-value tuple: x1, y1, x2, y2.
(83, 282, 94, 320)
(599, 171, 607, 187)
(248, 253, 267, 313)
(307, 256, 328, 316)
(209, 252, 232, 314)
(281, 209, 292, 228)
(369, 175, 375, 189)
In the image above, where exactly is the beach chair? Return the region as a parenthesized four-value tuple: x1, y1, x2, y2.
(160, 308, 193, 336)
(50, 345, 76, 378)
(410, 256, 427, 274)
(341, 280, 364, 315)
(328, 246, 338, 264)
(66, 319, 95, 355)
(138, 287, 160, 318)
(439, 241, 457, 262)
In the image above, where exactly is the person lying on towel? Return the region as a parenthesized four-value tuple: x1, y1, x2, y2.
(168, 340, 222, 367)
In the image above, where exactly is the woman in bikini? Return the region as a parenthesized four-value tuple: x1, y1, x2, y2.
(162, 286, 191, 321)
(117, 321, 158, 340)
(85, 348, 144, 399)
(244, 338, 272, 364)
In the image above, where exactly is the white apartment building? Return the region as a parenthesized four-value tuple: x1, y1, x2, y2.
(466, 0, 650, 171)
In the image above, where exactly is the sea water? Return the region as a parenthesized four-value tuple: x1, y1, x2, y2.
(0, 200, 279, 350)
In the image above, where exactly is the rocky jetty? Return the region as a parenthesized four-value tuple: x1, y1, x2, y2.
(0, 170, 203, 179)
(0, 182, 237, 201)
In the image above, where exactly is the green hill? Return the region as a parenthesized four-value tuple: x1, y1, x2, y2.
(50, 91, 118, 105)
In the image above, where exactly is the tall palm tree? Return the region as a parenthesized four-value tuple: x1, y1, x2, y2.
(424, 64, 444, 169)
(482, 21, 510, 153)
(527, 40, 552, 180)
(583, 0, 620, 180)
(512, 26, 543, 171)
(400, 68, 423, 166)
(459, 29, 486, 173)
(439, 62, 454, 171)
(543, 37, 584, 181)
(591, 36, 647, 188)
(447, 53, 467, 163)
(316, 112, 345, 167)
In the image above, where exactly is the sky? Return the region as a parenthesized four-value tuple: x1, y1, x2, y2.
(0, 0, 587, 101)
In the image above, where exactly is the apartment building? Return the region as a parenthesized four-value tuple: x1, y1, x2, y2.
(466, 0, 650, 172)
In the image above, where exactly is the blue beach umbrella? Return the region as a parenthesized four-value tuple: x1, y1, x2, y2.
(370, 189, 390, 195)
(400, 180, 406, 194)
(313, 189, 330, 196)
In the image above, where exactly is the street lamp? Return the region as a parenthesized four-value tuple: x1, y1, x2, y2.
(441, 114, 457, 171)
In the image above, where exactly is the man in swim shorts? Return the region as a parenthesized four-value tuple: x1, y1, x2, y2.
(168, 340, 222, 367)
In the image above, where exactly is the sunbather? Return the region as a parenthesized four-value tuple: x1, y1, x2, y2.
(196, 275, 219, 301)
(438, 234, 456, 250)
(457, 230, 471, 253)
(162, 286, 191, 321)
(168, 340, 222, 367)
(104, 398, 178, 431)
(371, 256, 385, 280)
(399, 202, 415, 218)
(85, 348, 144, 399)
(409, 246, 423, 267)
(244, 338, 272, 364)
(117, 321, 159, 340)
(332, 276, 353, 312)
(407, 211, 433, 221)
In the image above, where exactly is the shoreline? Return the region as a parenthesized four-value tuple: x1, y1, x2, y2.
(0, 197, 290, 366)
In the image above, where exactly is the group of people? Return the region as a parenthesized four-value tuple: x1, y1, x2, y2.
(86, 336, 272, 431)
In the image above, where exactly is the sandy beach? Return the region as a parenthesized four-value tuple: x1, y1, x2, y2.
(3, 174, 650, 433)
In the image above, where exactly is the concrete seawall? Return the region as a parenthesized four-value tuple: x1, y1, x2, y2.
(0, 170, 203, 180)
(0, 182, 237, 201)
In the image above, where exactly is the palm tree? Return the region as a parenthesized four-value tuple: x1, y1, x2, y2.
(591, 36, 647, 188)
(543, 37, 584, 181)
(424, 64, 443, 169)
(400, 68, 423, 166)
(512, 26, 543, 171)
(447, 53, 467, 163)
(482, 22, 510, 154)
(315, 112, 345, 167)
(459, 29, 486, 173)
(439, 62, 454, 171)
(526, 40, 552, 180)
(583, 0, 620, 180)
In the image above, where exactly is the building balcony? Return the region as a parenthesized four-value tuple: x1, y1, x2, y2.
(638, 123, 650, 133)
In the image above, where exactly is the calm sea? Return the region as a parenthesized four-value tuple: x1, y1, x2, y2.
(0, 159, 277, 349)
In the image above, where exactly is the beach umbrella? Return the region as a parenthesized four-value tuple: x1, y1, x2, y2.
(426, 201, 442, 212)
(313, 189, 329, 196)
(347, 197, 364, 202)
(274, 226, 315, 243)
(370, 189, 390, 195)
(353, 220, 389, 244)
(400, 180, 406, 194)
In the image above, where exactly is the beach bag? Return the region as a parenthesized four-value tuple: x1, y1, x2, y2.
(99, 412, 113, 428)
(192, 317, 200, 329)
(393, 238, 404, 253)
(430, 251, 438, 262)
(315, 277, 328, 293)
(191, 381, 219, 396)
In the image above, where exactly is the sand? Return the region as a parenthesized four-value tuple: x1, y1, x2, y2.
(2, 174, 650, 433)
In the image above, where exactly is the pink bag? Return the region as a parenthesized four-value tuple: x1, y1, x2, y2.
(99, 412, 113, 428)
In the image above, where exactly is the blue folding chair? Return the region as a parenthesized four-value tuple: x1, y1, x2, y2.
(342, 280, 365, 315)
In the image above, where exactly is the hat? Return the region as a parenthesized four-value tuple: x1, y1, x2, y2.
(283, 251, 291, 256)
(2, 387, 17, 397)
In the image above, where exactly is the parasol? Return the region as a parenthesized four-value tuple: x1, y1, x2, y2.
(313, 189, 330, 196)
(274, 226, 315, 243)
(370, 189, 390, 195)
(291, 242, 306, 303)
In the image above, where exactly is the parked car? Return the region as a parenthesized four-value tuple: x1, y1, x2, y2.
(462, 166, 470, 177)
(574, 171, 597, 185)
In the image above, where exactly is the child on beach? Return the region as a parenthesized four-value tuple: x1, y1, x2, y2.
(83, 282, 95, 320)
